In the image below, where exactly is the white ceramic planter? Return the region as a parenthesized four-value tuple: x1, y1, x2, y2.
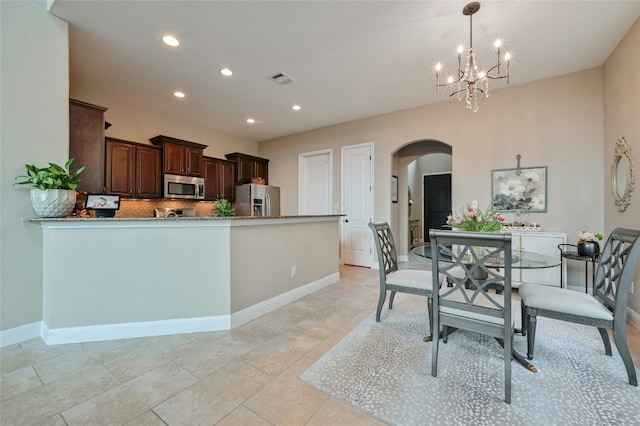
(30, 188, 76, 218)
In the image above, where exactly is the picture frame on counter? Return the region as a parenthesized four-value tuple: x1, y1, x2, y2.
(86, 194, 121, 210)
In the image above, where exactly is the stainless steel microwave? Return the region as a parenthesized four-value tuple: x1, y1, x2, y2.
(163, 174, 205, 200)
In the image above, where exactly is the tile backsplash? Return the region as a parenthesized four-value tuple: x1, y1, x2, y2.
(116, 199, 216, 218)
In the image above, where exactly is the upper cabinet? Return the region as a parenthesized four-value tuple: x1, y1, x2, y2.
(203, 157, 236, 201)
(225, 152, 269, 185)
(105, 137, 162, 198)
(150, 135, 207, 177)
(69, 99, 108, 193)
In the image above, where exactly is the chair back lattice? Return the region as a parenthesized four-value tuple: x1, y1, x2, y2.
(369, 222, 399, 276)
(594, 228, 640, 318)
(430, 230, 512, 323)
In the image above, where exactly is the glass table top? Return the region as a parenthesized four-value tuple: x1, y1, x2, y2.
(411, 245, 561, 269)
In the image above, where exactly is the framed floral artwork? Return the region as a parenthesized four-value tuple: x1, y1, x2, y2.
(491, 166, 547, 212)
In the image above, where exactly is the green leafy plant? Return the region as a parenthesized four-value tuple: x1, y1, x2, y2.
(212, 199, 236, 217)
(14, 158, 85, 190)
(446, 204, 506, 232)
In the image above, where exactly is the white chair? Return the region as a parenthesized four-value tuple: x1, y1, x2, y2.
(520, 227, 640, 386)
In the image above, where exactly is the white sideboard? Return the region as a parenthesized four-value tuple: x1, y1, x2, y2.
(507, 231, 566, 288)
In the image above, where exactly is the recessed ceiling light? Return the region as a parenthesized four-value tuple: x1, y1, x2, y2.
(246, 118, 256, 124)
(174, 91, 186, 98)
(291, 105, 302, 111)
(162, 35, 180, 47)
(219, 68, 234, 77)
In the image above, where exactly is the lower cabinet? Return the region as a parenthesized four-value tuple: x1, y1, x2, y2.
(509, 231, 566, 287)
(105, 138, 162, 198)
(204, 157, 235, 201)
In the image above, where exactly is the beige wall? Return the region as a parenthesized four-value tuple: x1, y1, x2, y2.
(259, 68, 605, 252)
(603, 18, 640, 313)
(1, 1, 69, 331)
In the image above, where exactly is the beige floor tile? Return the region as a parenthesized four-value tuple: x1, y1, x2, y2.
(34, 414, 68, 426)
(216, 405, 273, 426)
(0, 341, 84, 375)
(173, 335, 255, 378)
(306, 397, 387, 426)
(124, 410, 167, 426)
(103, 333, 203, 382)
(153, 359, 272, 425)
(244, 357, 329, 425)
(240, 329, 321, 376)
(61, 362, 198, 425)
(0, 366, 42, 401)
(0, 365, 120, 425)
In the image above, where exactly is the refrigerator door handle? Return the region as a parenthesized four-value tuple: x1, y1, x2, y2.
(265, 192, 270, 216)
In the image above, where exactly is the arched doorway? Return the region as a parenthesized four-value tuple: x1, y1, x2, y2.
(393, 140, 452, 253)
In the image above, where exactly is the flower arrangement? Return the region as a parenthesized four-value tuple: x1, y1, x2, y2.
(578, 231, 604, 242)
(447, 204, 506, 232)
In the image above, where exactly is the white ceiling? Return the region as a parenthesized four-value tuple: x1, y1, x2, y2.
(49, 1, 640, 142)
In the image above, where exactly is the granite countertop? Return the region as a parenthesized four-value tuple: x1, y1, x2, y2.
(27, 214, 344, 222)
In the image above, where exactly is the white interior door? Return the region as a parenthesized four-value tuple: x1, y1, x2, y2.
(299, 150, 332, 214)
(341, 143, 373, 267)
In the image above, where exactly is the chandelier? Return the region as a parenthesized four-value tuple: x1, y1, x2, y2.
(435, 2, 511, 112)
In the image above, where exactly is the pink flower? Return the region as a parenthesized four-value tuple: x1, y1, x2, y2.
(467, 212, 475, 219)
(456, 219, 463, 226)
(446, 215, 453, 224)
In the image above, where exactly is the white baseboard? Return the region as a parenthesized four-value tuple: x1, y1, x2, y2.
(41, 315, 232, 346)
(230, 272, 339, 328)
(1, 272, 340, 346)
(627, 306, 640, 329)
(0, 322, 42, 347)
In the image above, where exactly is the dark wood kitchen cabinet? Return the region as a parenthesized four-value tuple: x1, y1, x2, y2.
(224, 152, 269, 185)
(105, 137, 162, 198)
(150, 135, 207, 177)
(69, 99, 108, 193)
(204, 157, 235, 201)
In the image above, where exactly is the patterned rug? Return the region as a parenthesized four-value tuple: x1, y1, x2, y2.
(300, 297, 640, 425)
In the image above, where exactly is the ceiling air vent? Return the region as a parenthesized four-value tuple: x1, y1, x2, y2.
(269, 72, 294, 85)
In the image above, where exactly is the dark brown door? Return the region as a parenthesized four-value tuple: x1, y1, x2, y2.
(423, 173, 452, 242)
(186, 146, 203, 176)
(136, 146, 161, 198)
(105, 140, 135, 197)
(163, 142, 185, 175)
(220, 160, 235, 200)
(203, 158, 220, 200)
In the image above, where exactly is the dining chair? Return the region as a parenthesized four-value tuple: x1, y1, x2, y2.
(368, 222, 434, 328)
(519, 227, 640, 386)
(429, 229, 515, 403)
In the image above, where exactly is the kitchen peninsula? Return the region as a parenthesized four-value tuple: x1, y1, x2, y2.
(32, 215, 341, 345)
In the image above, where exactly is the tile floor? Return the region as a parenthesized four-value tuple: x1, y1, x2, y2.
(1, 262, 639, 425)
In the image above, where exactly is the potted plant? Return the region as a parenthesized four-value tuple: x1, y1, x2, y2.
(577, 231, 604, 257)
(212, 199, 236, 217)
(14, 158, 85, 218)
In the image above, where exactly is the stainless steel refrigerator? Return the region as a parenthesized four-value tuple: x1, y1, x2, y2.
(235, 184, 280, 216)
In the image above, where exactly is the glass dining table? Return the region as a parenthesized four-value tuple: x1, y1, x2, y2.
(411, 244, 561, 373)
(411, 245, 561, 270)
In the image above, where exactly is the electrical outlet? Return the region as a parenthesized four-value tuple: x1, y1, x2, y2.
(291, 266, 297, 277)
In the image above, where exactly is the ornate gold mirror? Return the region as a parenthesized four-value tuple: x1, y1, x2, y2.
(611, 137, 635, 212)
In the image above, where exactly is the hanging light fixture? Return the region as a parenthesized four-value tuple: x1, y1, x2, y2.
(435, 2, 511, 112)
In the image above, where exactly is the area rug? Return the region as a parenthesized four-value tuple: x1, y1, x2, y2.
(300, 297, 640, 425)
